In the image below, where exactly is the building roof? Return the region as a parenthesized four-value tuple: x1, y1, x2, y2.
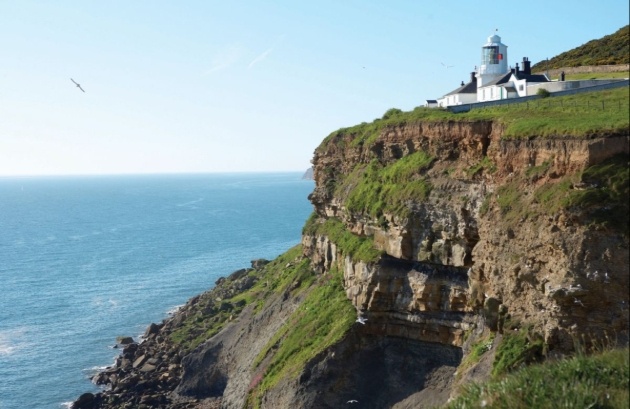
(481, 72, 512, 87)
(444, 79, 477, 96)
(513, 72, 549, 82)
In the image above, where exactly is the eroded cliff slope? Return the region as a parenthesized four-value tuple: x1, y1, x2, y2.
(74, 110, 629, 409)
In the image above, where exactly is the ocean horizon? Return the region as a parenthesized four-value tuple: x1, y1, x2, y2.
(0, 172, 314, 409)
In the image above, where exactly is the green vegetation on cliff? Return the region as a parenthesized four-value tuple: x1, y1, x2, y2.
(169, 246, 317, 352)
(446, 347, 629, 409)
(248, 265, 355, 408)
(338, 152, 434, 219)
(495, 153, 629, 234)
(531, 25, 629, 70)
(320, 87, 628, 150)
(303, 215, 382, 262)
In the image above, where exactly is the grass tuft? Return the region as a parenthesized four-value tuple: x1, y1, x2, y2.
(445, 347, 629, 409)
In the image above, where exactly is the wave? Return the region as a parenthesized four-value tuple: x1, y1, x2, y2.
(83, 365, 110, 373)
(176, 197, 205, 207)
(167, 304, 184, 315)
(0, 327, 29, 357)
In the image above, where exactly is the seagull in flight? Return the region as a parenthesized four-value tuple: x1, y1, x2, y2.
(70, 78, 85, 93)
(441, 62, 454, 69)
(347, 400, 358, 404)
(356, 316, 367, 325)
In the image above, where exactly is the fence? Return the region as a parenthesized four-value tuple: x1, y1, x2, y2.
(448, 79, 629, 113)
(476, 98, 629, 112)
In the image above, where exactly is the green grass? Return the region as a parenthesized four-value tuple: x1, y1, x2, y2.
(457, 333, 496, 379)
(489, 89, 629, 138)
(495, 182, 525, 219)
(561, 71, 629, 80)
(525, 160, 552, 181)
(484, 154, 629, 234)
(467, 156, 497, 178)
(533, 154, 629, 233)
(444, 348, 629, 409)
(318, 87, 629, 156)
(339, 153, 434, 219)
(303, 215, 382, 262)
(248, 266, 356, 408)
(492, 326, 545, 377)
(169, 246, 316, 352)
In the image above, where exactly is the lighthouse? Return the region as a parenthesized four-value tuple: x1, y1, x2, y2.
(476, 33, 508, 88)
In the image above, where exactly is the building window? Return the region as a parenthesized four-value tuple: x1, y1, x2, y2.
(519, 85, 524, 91)
(482, 46, 502, 65)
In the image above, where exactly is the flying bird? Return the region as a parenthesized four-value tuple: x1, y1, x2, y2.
(356, 317, 367, 325)
(70, 78, 85, 93)
(347, 400, 358, 404)
(441, 62, 454, 69)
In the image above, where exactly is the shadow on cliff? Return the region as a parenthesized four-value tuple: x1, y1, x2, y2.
(271, 330, 463, 409)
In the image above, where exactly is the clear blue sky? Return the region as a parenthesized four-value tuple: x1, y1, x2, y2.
(1, 1, 628, 176)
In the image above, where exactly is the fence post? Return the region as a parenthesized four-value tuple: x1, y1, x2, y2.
(602, 101, 605, 110)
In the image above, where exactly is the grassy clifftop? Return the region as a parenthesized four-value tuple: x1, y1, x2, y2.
(320, 87, 628, 151)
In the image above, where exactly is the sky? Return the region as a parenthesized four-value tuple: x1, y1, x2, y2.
(1, 1, 628, 176)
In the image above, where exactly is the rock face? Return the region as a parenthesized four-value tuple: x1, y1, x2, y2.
(74, 120, 629, 409)
(306, 121, 629, 354)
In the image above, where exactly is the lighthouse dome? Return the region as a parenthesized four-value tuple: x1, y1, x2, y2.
(486, 34, 502, 45)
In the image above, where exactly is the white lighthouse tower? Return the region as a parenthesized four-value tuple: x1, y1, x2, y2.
(476, 33, 508, 89)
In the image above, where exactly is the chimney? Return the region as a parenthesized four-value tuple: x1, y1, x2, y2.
(522, 57, 531, 75)
(515, 63, 520, 74)
(461, 81, 465, 86)
(471, 72, 476, 83)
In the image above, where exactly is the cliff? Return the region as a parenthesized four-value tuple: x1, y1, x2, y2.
(73, 114, 629, 409)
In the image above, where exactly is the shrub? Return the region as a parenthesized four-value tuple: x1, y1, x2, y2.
(382, 107, 403, 120)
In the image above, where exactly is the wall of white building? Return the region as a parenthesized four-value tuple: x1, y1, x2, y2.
(527, 79, 628, 95)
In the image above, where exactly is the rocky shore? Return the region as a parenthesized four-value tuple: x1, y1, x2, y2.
(72, 260, 270, 409)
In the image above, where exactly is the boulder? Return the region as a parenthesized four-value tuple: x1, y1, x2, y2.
(144, 323, 161, 337)
(116, 336, 135, 345)
(72, 392, 96, 409)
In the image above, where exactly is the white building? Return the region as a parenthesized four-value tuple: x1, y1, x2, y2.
(438, 72, 478, 107)
(479, 57, 550, 101)
(437, 33, 550, 107)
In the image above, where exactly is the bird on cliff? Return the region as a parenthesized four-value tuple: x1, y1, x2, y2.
(71, 78, 85, 92)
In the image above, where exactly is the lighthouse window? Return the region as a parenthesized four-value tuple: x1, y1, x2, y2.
(482, 46, 500, 65)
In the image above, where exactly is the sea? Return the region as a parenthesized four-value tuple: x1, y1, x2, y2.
(0, 172, 314, 409)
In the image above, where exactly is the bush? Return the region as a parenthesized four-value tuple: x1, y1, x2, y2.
(382, 108, 403, 120)
(536, 88, 551, 98)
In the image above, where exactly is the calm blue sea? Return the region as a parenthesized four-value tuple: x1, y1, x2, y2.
(0, 173, 314, 409)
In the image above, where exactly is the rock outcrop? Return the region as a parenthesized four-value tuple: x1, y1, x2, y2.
(306, 121, 629, 354)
